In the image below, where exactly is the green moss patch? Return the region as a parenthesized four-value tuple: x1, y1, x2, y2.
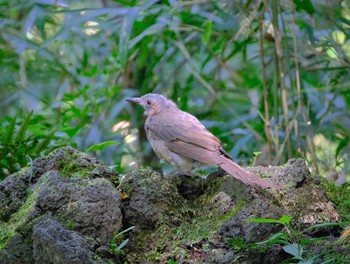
(126, 196, 244, 262)
(323, 181, 350, 221)
(0, 179, 43, 250)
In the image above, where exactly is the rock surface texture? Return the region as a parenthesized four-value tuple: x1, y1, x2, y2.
(0, 147, 346, 263)
(0, 147, 122, 264)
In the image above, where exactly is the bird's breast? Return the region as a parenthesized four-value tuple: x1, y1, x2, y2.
(145, 119, 169, 160)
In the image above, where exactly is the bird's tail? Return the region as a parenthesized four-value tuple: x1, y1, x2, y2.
(218, 156, 280, 189)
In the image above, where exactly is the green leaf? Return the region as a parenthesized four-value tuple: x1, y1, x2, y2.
(62, 93, 75, 102)
(332, 31, 346, 46)
(115, 238, 129, 252)
(336, 137, 349, 158)
(27, 124, 49, 136)
(293, 0, 315, 14)
(202, 20, 212, 44)
(3, 115, 17, 145)
(278, 215, 293, 225)
(227, 237, 245, 248)
(110, 226, 135, 253)
(301, 236, 330, 246)
(33, 131, 56, 154)
(111, 0, 138, 6)
(119, 7, 139, 70)
(70, 106, 81, 117)
(256, 232, 289, 245)
(282, 243, 304, 260)
(298, 258, 315, 264)
(83, 64, 98, 77)
(247, 218, 282, 223)
(247, 215, 292, 225)
(302, 221, 350, 233)
(62, 126, 81, 138)
(15, 111, 33, 143)
(86, 141, 119, 152)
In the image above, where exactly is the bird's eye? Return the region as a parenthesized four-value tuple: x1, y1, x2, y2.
(147, 100, 151, 105)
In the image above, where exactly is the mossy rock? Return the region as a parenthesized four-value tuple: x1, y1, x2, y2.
(0, 147, 122, 264)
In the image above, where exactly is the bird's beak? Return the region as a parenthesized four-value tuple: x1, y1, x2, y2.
(127, 97, 141, 105)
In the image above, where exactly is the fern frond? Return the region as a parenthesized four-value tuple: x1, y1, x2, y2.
(15, 110, 33, 143)
(3, 115, 17, 145)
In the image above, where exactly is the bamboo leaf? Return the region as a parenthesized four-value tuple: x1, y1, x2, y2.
(119, 7, 139, 70)
(202, 20, 212, 44)
(86, 141, 119, 152)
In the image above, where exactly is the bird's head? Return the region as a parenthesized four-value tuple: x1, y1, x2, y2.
(127, 93, 177, 116)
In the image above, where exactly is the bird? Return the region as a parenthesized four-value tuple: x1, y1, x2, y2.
(127, 93, 279, 189)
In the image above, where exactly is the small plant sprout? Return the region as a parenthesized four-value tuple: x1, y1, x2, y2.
(110, 226, 135, 257)
(246, 215, 349, 263)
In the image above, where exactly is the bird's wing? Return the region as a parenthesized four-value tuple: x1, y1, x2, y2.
(147, 109, 222, 152)
(166, 140, 222, 165)
(147, 109, 226, 165)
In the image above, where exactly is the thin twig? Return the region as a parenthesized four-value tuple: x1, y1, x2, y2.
(274, 3, 319, 172)
(258, 0, 272, 164)
(272, 0, 292, 160)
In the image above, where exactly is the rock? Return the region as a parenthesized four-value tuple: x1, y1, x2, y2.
(33, 218, 100, 264)
(0, 146, 116, 221)
(0, 148, 345, 264)
(0, 147, 122, 264)
(31, 171, 122, 246)
(0, 234, 34, 264)
(0, 167, 31, 221)
(120, 170, 188, 229)
(219, 198, 283, 243)
(31, 146, 116, 182)
(119, 159, 342, 263)
(250, 158, 310, 188)
(204, 248, 234, 264)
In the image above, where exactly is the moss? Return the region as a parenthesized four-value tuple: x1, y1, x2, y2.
(323, 181, 350, 221)
(274, 178, 336, 223)
(205, 174, 253, 203)
(45, 147, 114, 180)
(126, 196, 244, 263)
(306, 237, 350, 263)
(121, 171, 253, 262)
(257, 171, 270, 179)
(0, 168, 31, 221)
(59, 159, 94, 178)
(119, 169, 169, 197)
(0, 173, 49, 250)
(65, 220, 76, 230)
(109, 174, 120, 187)
(175, 200, 244, 246)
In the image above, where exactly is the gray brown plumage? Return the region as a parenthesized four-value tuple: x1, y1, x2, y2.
(127, 93, 279, 189)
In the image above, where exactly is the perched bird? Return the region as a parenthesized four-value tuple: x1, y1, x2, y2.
(127, 94, 279, 189)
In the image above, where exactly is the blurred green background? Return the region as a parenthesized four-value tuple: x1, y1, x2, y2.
(1, 0, 349, 181)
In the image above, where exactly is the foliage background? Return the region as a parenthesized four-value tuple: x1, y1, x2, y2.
(1, 0, 349, 181)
